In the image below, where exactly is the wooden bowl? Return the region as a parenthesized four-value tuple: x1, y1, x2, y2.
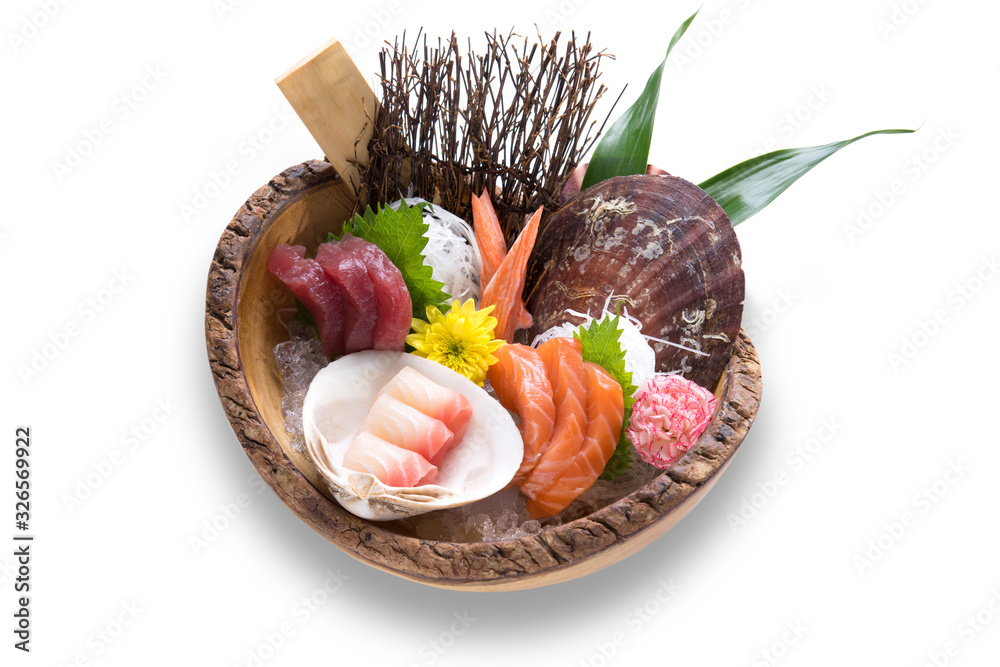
(205, 159, 763, 591)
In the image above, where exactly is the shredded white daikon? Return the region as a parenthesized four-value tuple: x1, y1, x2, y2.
(530, 297, 661, 396)
(390, 198, 482, 305)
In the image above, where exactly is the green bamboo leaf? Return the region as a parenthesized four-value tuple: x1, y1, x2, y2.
(700, 128, 915, 226)
(581, 8, 700, 190)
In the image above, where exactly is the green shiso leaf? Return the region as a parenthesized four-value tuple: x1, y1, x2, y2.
(338, 199, 451, 318)
(580, 8, 700, 190)
(576, 312, 639, 481)
(700, 128, 916, 226)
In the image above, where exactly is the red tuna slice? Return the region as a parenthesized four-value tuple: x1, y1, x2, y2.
(315, 241, 378, 353)
(267, 244, 345, 357)
(358, 394, 454, 463)
(377, 366, 473, 451)
(342, 431, 437, 488)
(339, 234, 412, 351)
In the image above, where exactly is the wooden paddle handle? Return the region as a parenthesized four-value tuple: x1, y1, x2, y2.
(276, 39, 378, 195)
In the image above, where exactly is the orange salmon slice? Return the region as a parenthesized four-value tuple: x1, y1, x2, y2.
(487, 344, 556, 487)
(520, 337, 588, 511)
(524, 362, 624, 517)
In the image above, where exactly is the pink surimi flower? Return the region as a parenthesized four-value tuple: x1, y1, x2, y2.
(627, 375, 717, 470)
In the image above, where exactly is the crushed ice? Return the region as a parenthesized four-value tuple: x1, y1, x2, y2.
(398, 488, 545, 542)
(273, 319, 329, 452)
(399, 459, 662, 543)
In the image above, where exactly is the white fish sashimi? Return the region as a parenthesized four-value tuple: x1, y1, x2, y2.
(343, 431, 436, 488)
(377, 366, 472, 444)
(358, 393, 454, 463)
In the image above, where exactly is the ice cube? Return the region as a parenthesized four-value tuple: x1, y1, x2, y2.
(274, 322, 329, 452)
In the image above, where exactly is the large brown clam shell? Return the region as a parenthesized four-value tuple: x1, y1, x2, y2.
(525, 174, 745, 389)
(558, 163, 672, 206)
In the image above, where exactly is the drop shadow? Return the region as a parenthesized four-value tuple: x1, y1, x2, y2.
(243, 392, 784, 645)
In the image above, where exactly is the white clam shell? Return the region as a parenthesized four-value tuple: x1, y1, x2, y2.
(302, 351, 523, 520)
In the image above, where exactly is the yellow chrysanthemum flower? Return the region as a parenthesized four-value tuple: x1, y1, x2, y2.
(407, 299, 506, 386)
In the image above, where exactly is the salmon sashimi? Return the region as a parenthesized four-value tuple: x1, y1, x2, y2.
(342, 431, 437, 487)
(520, 337, 588, 510)
(377, 367, 473, 449)
(339, 234, 412, 351)
(486, 344, 555, 487)
(480, 206, 543, 342)
(315, 241, 378, 353)
(267, 244, 346, 357)
(524, 362, 624, 517)
(471, 190, 506, 285)
(358, 394, 454, 463)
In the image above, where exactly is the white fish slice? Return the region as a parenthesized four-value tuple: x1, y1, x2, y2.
(302, 351, 522, 520)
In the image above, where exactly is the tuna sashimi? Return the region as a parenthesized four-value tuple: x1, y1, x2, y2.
(520, 337, 588, 509)
(525, 362, 624, 517)
(339, 234, 412, 351)
(377, 367, 473, 448)
(358, 394, 454, 463)
(486, 344, 555, 487)
(267, 244, 346, 357)
(316, 241, 378, 353)
(342, 431, 437, 488)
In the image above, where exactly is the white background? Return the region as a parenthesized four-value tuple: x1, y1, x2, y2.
(3, 0, 998, 665)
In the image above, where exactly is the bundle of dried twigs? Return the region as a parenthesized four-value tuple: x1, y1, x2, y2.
(359, 29, 612, 239)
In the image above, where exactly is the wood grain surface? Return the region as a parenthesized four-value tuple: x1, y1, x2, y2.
(276, 40, 378, 195)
